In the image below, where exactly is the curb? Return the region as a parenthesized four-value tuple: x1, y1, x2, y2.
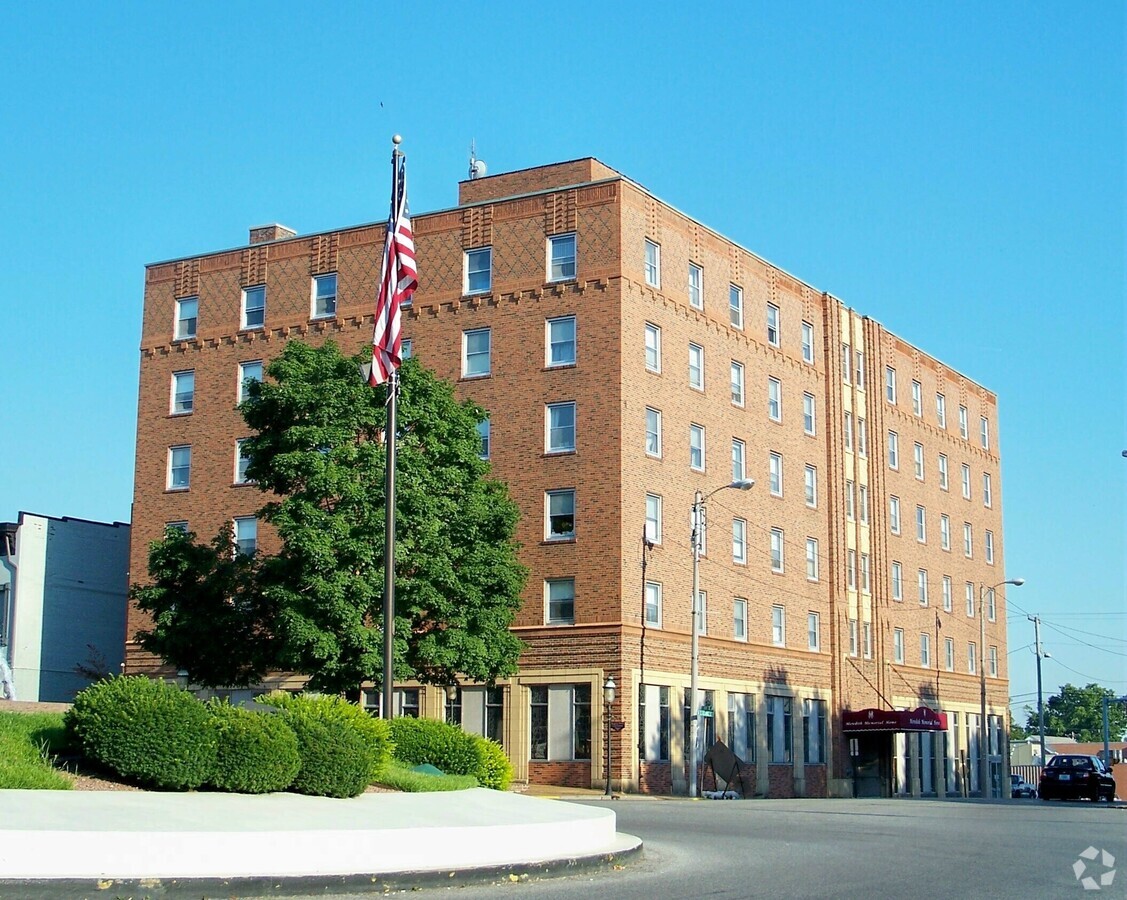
(0, 835, 643, 900)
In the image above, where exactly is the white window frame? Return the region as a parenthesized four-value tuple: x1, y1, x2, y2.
(689, 423, 705, 472)
(729, 284, 743, 329)
(546, 402, 577, 453)
(732, 438, 746, 483)
(688, 262, 703, 310)
(645, 407, 662, 457)
(688, 343, 705, 391)
(847, 550, 857, 590)
(545, 578, 576, 625)
(168, 445, 191, 490)
(945, 637, 955, 672)
(989, 646, 998, 678)
(802, 392, 816, 436)
(859, 484, 869, 524)
(477, 418, 491, 459)
(312, 272, 338, 318)
(920, 633, 931, 668)
(942, 575, 953, 612)
(857, 417, 868, 456)
(855, 351, 865, 389)
(918, 568, 929, 606)
(849, 619, 859, 656)
(966, 582, 975, 617)
(242, 285, 266, 330)
(889, 496, 901, 534)
(769, 452, 783, 497)
(892, 561, 903, 601)
(968, 642, 977, 675)
(770, 528, 785, 573)
(545, 489, 576, 541)
(733, 598, 748, 641)
(841, 343, 852, 383)
(771, 605, 786, 646)
(644, 239, 661, 288)
(175, 296, 198, 340)
(235, 439, 253, 485)
(548, 233, 577, 282)
(462, 327, 492, 378)
(801, 321, 815, 364)
(916, 505, 927, 543)
(645, 493, 663, 545)
(546, 316, 577, 368)
(893, 628, 905, 664)
(983, 473, 993, 508)
(732, 518, 747, 564)
(644, 322, 661, 373)
(962, 463, 972, 499)
(464, 247, 492, 295)
(863, 622, 873, 659)
(985, 530, 995, 565)
(911, 380, 922, 416)
(938, 453, 949, 491)
(885, 366, 896, 404)
(861, 553, 871, 594)
(844, 412, 853, 452)
(768, 377, 782, 422)
(936, 393, 947, 429)
(238, 359, 263, 403)
(963, 522, 973, 558)
(730, 361, 745, 407)
(806, 537, 819, 581)
(766, 303, 779, 346)
(959, 405, 969, 440)
(171, 370, 194, 415)
(888, 431, 899, 469)
(845, 480, 855, 521)
(940, 514, 951, 551)
(980, 416, 990, 450)
(914, 442, 925, 480)
(808, 612, 820, 652)
(645, 581, 663, 627)
(804, 465, 817, 508)
(233, 516, 257, 557)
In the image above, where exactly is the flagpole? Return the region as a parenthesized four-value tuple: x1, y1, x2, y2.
(381, 136, 403, 721)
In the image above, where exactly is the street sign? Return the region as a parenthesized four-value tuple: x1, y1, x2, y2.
(699, 708, 714, 718)
(610, 721, 626, 732)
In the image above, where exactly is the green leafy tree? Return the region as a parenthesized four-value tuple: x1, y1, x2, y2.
(132, 525, 277, 688)
(1009, 719, 1029, 741)
(1023, 683, 1127, 742)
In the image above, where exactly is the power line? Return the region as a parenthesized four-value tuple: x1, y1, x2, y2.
(1046, 657, 1127, 685)
(1040, 621, 1127, 658)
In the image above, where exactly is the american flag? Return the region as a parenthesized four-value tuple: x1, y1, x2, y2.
(369, 157, 417, 386)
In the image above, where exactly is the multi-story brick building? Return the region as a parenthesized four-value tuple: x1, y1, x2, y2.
(129, 157, 1014, 798)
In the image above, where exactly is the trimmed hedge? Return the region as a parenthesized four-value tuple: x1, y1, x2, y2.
(206, 700, 301, 794)
(389, 717, 513, 790)
(65, 676, 217, 790)
(260, 692, 393, 798)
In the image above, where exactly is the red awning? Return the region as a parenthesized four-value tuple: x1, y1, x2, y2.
(842, 707, 948, 733)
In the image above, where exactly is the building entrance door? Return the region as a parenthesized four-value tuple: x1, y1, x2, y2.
(851, 734, 891, 798)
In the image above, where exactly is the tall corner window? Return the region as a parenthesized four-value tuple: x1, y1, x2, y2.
(644, 239, 661, 288)
(546, 402, 577, 453)
(731, 361, 745, 407)
(803, 392, 816, 436)
(645, 581, 663, 627)
(465, 247, 492, 295)
(770, 527, 785, 573)
(771, 605, 786, 646)
(168, 445, 191, 490)
(476, 418, 491, 459)
(688, 343, 705, 391)
(689, 263, 703, 310)
(462, 327, 492, 378)
(645, 407, 662, 457)
(644, 322, 661, 372)
(729, 284, 743, 330)
(885, 366, 897, 404)
(175, 296, 198, 340)
(242, 285, 266, 330)
(644, 493, 662, 545)
(171, 370, 195, 414)
(312, 273, 337, 318)
(766, 303, 780, 347)
(768, 377, 782, 422)
(546, 316, 577, 367)
(732, 518, 747, 564)
(545, 578, 576, 624)
(548, 233, 577, 282)
(689, 423, 705, 472)
(801, 321, 814, 364)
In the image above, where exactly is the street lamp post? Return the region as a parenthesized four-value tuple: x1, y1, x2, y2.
(689, 478, 754, 798)
(603, 676, 616, 797)
(980, 578, 1023, 798)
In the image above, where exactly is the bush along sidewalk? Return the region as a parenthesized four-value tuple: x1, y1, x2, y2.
(390, 716, 513, 790)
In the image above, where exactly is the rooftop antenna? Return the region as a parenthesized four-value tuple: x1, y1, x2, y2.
(468, 140, 487, 180)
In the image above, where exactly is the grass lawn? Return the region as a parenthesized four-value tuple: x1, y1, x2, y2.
(0, 710, 72, 790)
(375, 760, 478, 792)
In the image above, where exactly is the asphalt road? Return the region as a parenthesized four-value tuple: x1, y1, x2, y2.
(397, 797, 1126, 900)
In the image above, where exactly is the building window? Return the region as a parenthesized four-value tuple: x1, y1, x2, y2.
(769, 452, 783, 497)
(916, 505, 927, 543)
(888, 431, 899, 469)
(546, 490, 576, 541)
(477, 418, 491, 459)
(966, 582, 975, 617)
(962, 464, 972, 499)
(233, 516, 257, 557)
(645, 493, 662, 545)
(889, 496, 901, 534)
(863, 622, 872, 659)
(766, 696, 793, 763)
(732, 518, 747, 564)
(242, 285, 266, 330)
(844, 412, 853, 452)
(771, 605, 786, 646)
(688, 263, 703, 310)
(171, 370, 194, 414)
(803, 699, 826, 763)
(980, 416, 990, 450)
(938, 453, 949, 491)
(644, 322, 661, 372)
(730, 361, 745, 407)
(695, 590, 708, 636)
(644, 581, 662, 627)
(802, 392, 816, 435)
(968, 642, 977, 675)
(548, 233, 577, 282)
(464, 247, 492, 295)
(989, 646, 998, 677)
(857, 418, 868, 456)
(235, 439, 253, 484)
(911, 380, 922, 416)
(859, 485, 869, 524)
(804, 465, 817, 507)
(545, 579, 576, 624)
(914, 442, 925, 480)
(918, 569, 929, 606)
(645, 407, 662, 457)
(959, 405, 969, 439)
(806, 537, 819, 581)
(530, 684, 590, 761)
(462, 328, 491, 378)
(885, 366, 896, 404)
(985, 530, 995, 564)
(770, 528, 785, 573)
(963, 522, 973, 558)
(547, 402, 576, 453)
(401, 339, 412, 359)
(983, 473, 993, 508)
(808, 613, 820, 652)
(732, 438, 746, 482)
(238, 360, 263, 403)
(841, 343, 852, 383)
(689, 423, 705, 472)
(940, 514, 951, 551)
(942, 575, 953, 612)
(936, 393, 947, 428)
(729, 284, 743, 329)
(847, 550, 857, 590)
(733, 599, 748, 641)
(546, 316, 576, 367)
(639, 685, 672, 763)
(688, 343, 705, 391)
(768, 377, 782, 422)
(892, 561, 903, 601)
(945, 637, 955, 671)
(728, 692, 755, 762)
(168, 445, 191, 490)
(920, 633, 931, 668)
(855, 351, 865, 389)
(893, 628, 905, 664)
(801, 321, 814, 364)
(845, 480, 855, 521)
(174, 296, 198, 340)
(849, 619, 858, 656)
(312, 273, 337, 318)
(766, 303, 779, 346)
(644, 239, 661, 287)
(165, 521, 188, 534)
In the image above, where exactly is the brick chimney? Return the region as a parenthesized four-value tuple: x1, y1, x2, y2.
(249, 224, 297, 245)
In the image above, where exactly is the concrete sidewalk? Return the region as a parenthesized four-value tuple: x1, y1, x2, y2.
(0, 787, 642, 898)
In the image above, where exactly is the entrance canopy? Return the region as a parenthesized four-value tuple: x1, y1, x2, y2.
(842, 707, 948, 733)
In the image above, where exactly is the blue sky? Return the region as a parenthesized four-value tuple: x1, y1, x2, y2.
(1, 3, 1122, 717)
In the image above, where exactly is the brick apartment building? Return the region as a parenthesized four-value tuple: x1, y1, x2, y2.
(128, 157, 1014, 798)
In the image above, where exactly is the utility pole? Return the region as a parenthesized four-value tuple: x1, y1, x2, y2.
(1031, 615, 1046, 765)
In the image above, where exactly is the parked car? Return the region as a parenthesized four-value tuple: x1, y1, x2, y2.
(1010, 773, 1037, 798)
(1038, 754, 1116, 802)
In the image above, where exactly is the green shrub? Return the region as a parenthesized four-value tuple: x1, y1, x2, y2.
(259, 692, 392, 797)
(389, 717, 513, 790)
(206, 700, 301, 794)
(474, 737, 513, 791)
(65, 676, 217, 790)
